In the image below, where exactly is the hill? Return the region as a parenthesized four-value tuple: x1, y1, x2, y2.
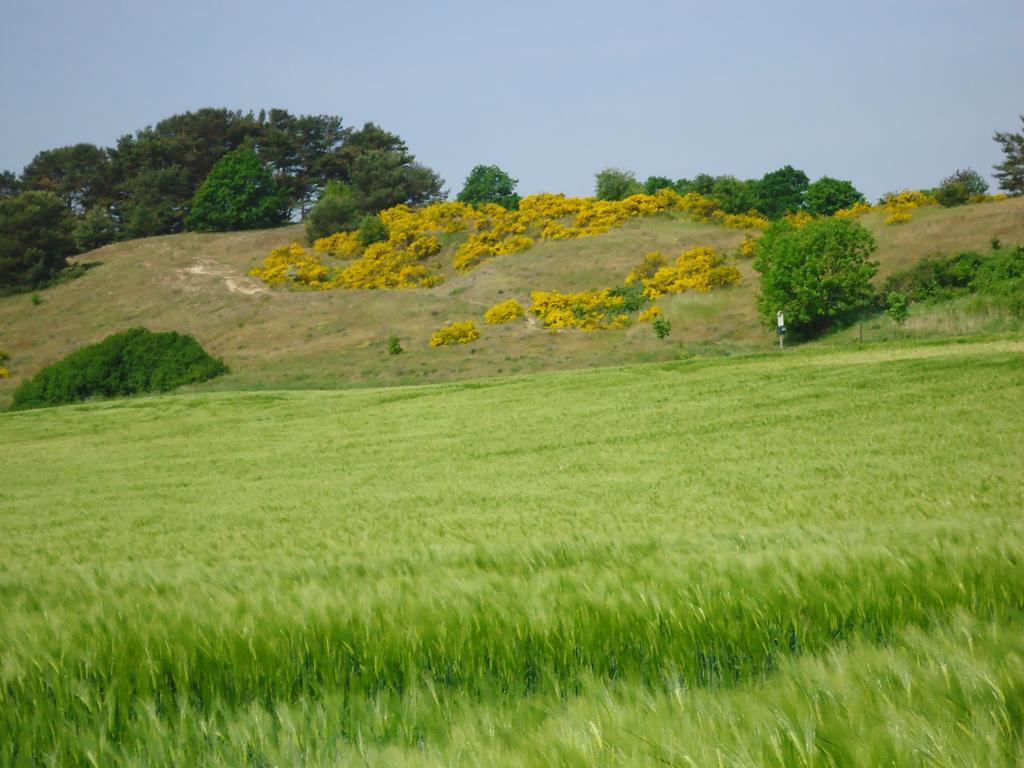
(1, 341, 1022, 765)
(1, 197, 1023, 407)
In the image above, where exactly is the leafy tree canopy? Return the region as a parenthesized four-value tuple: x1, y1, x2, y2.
(21, 143, 113, 213)
(805, 177, 866, 216)
(457, 164, 520, 209)
(185, 146, 289, 232)
(754, 217, 878, 339)
(304, 182, 362, 241)
(758, 165, 809, 219)
(594, 168, 641, 201)
(0, 191, 76, 290)
(711, 175, 761, 214)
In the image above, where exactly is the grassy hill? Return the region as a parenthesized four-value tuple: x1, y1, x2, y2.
(1, 197, 1023, 407)
(1, 340, 1022, 766)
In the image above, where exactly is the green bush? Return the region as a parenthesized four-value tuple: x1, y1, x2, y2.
(387, 335, 403, 355)
(652, 317, 671, 339)
(305, 182, 362, 242)
(609, 283, 647, 312)
(357, 214, 389, 247)
(11, 328, 227, 410)
(805, 177, 865, 216)
(934, 168, 988, 207)
(883, 251, 986, 303)
(886, 291, 909, 323)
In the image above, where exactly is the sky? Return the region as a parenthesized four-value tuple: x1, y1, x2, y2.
(1, 0, 1021, 201)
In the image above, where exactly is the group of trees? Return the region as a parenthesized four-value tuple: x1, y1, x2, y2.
(0, 108, 444, 289)
(594, 166, 866, 218)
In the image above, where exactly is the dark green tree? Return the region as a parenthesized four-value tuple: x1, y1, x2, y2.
(0, 171, 20, 197)
(934, 168, 989, 207)
(711, 175, 762, 213)
(688, 174, 716, 195)
(304, 181, 362, 241)
(0, 192, 77, 289)
(357, 214, 389, 246)
(643, 176, 675, 194)
(118, 166, 194, 239)
(758, 165, 810, 219)
(993, 115, 1024, 195)
(754, 217, 878, 338)
(184, 146, 288, 232)
(21, 143, 113, 213)
(73, 205, 118, 251)
(256, 109, 348, 214)
(594, 168, 641, 201)
(457, 164, 520, 209)
(805, 177, 866, 216)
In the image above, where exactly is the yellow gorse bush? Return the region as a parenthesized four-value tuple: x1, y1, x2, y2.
(249, 243, 331, 288)
(638, 305, 663, 322)
(483, 299, 525, 324)
(834, 202, 873, 219)
(625, 252, 668, 285)
(739, 235, 760, 258)
(312, 231, 361, 258)
(879, 190, 938, 226)
(641, 247, 742, 299)
(0, 349, 8, 379)
(429, 320, 480, 347)
(530, 289, 629, 331)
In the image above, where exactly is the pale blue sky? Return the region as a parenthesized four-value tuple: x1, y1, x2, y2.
(1, 0, 1021, 200)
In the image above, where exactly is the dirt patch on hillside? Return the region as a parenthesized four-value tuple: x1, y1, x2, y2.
(179, 260, 270, 296)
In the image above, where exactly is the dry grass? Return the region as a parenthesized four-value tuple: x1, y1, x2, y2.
(1, 198, 1022, 406)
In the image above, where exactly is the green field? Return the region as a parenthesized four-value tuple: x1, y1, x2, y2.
(2, 340, 1023, 766)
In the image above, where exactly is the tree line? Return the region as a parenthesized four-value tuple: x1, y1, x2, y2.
(0, 108, 444, 289)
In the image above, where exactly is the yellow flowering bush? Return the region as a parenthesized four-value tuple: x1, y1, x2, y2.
(429, 320, 480, 347)
(712, 210, 770, 229)
(336, 241, 442, 290)
(249, 243, 331, 288)
(879, 190, 938, 225)
(0, 349, 8, 378)
(312, 231, 361, 258)
(641, 246, 741, 298)
(625, 252, 668, 285)
(483, 298, 525, 324)
(783, 211, 814, 229)
(637, 305, 663, 322)
(530, 289, 628, 331)
(739, 235, 760, 258)
(833, 202, 873, 219)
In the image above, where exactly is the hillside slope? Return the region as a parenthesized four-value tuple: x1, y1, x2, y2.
(1, 198, 1022, 405)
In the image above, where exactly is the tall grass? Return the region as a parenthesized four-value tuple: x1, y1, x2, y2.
(1, 342, 1022, 765)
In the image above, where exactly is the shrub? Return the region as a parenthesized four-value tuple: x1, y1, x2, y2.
(11, 328, 227, 410)
(638, 305, 662, 322)
(594, 168, 641, 201)
(754, 217, 878, 339)
(0, 349, 8, 379)
(625, 252, 668, 285)
(387, 335, 403, 355)
(483, 299, 525, 324)
(934, 168, 988, 207)
(643, 176, 674, 195)
(530, 289, 629, 331)
(304, 182, 362, 242)
(429, 321, 480, 347)
(882, 250, 985, 303)
(30, 292, 41, 306)
(185, 146, 288, 232)
(886, 291, 909, 323)
(357, 214, 389, 247)
(652, 317, 671, 339)
(608, 282, 647, 312)
(642, 247, 741, 298)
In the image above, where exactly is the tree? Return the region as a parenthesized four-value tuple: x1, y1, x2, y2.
(321, 122, 445, 213)
(934, 168, 988, 207)
(304, 181, 362, 241)
(710, 175, 761, 213)
(805, 177, 866, 216)
(1, 170, 22, 197)
(21, 143, 113, 213)
(457, 164, 520, 209)
(594, 168, 640, 201)
(993, 115, 1024, 195)
(643, 176, 674, 195)
(0, 192, 77, 289)
(185, 146, 288, 232)
(754, 217, 878, 339)
(73, 205, 118, 251)
(758, 165, 809, 219)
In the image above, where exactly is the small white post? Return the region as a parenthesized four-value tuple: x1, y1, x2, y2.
(777, 311, 785, 351)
